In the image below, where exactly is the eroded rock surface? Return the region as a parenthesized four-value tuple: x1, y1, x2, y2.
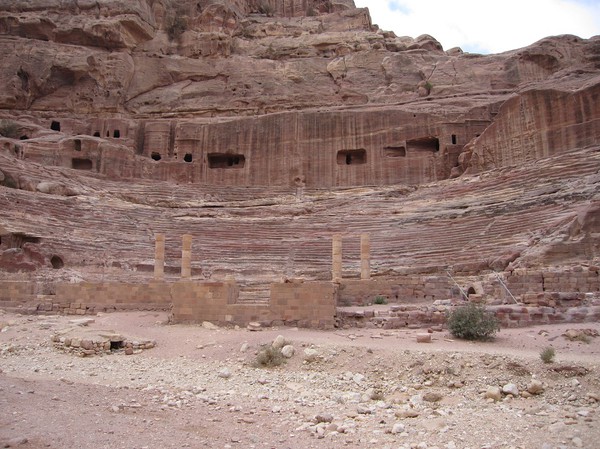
(0, 0, 598, 294)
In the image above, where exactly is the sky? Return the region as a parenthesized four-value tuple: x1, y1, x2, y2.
(353, 0, 600, 54)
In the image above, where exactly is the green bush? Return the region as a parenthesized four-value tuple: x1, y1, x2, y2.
(540, 346, 555, 364)
(447, 302, 500, 341)
(254, 345, 285, 368)
(374, 295, 387, 305)
(0, 120, 19, 139)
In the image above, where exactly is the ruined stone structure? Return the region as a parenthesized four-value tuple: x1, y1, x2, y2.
(0, 1, 598, 327)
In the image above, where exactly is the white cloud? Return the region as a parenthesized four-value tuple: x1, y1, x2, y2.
(354, 0, 600, 53)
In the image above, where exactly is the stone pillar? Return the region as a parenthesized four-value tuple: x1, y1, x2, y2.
(181, 234, 192, 279)
(332, 234, 342, 282)
(360, 233, 370, 280)
(154, 233, 165, 280)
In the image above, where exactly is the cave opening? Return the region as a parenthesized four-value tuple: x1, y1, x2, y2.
(110, 340, 124, 351)
(50, 255, 64, 269)
(406, 137, 440, 153)
(72, 158, 93, 170)
(337, 149, 366, 165)
(384, 146, 406, 158)
(208, 153, 245, 168)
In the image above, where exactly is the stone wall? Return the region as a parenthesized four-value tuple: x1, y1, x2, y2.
(505, 267, 599, 296)
(0, 281, 172, 315)
(338, 276, 456, 306)
(337, 300, 600, 329)
(170, 280, 337, 328)
(0, 279, 337, 328)
(0, 281, 37, 310)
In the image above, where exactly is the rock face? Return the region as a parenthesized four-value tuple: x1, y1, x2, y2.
(0, 0, 598, 296)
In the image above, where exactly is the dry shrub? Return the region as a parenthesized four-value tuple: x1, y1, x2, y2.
(0, 120, 19, 139)
(447, 302, 500, 341)
(254, 345, 284, 368)
(540, 347, 555, 364)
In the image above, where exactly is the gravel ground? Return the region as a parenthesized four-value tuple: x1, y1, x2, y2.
(1, 311, 599, 449)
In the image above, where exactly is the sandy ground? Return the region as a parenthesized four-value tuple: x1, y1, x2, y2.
(1, 311, 599, 449)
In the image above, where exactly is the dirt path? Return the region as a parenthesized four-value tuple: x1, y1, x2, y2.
(1, 311, 599, 449)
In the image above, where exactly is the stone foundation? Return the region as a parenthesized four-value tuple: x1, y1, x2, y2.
(336, 298, 600, 329)
(1, 267, 598, 330)
(51, 332, 156, 357)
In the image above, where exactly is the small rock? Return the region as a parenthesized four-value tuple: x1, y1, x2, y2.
(572, 437, 583, 448)
(423, 391, 443, 403)
(240, 342, 249, 353)
(303, 348, 320, 362)
(247, 322, 262, 331)
(202, 321, 219, 330)
(357, 405, 372, 414)
(391, 422, 405, 434)
(396, 409, 420, 418)
(315, 413, 333, 423)
(4, 437, 28, 447)
(502, 383, 519, 396)
(124, 347, 134, 355)
(80, 339, 94, 350)
(272, 335, 287, 349)
(218, 368, 232, 379)
(484, 386, 502, 401)
(352, 373, 365, 384)
(527, 379, 545, 395)
(68, 318, 95, 326)
(281, 345, 295, 358)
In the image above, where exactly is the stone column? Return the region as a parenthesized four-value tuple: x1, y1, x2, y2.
(181, 234, 192, 279)
(332, 234, 342, 282)
(360, 233, 370, 280)
(154, 233, 165, 280)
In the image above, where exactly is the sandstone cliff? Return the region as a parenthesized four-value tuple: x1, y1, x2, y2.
(0, 0, 598, 292)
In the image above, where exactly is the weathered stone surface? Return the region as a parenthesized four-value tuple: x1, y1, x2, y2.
(0, 0, 597, 313)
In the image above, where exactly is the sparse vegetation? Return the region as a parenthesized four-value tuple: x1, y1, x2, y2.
(540, 346, 556, 364)
(0, 119, 19, 139)
(254, 345, 285, 368)
(573, 333, 591, 343)
(0, 170, 18, 189)
(257, 2, 275, 17)
(374, 295, 387, 305)
(447, 302, 500, 341)
(166, 14, 188, 41)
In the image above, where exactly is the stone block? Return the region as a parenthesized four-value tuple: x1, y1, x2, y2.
(416, 333, 432, 343)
